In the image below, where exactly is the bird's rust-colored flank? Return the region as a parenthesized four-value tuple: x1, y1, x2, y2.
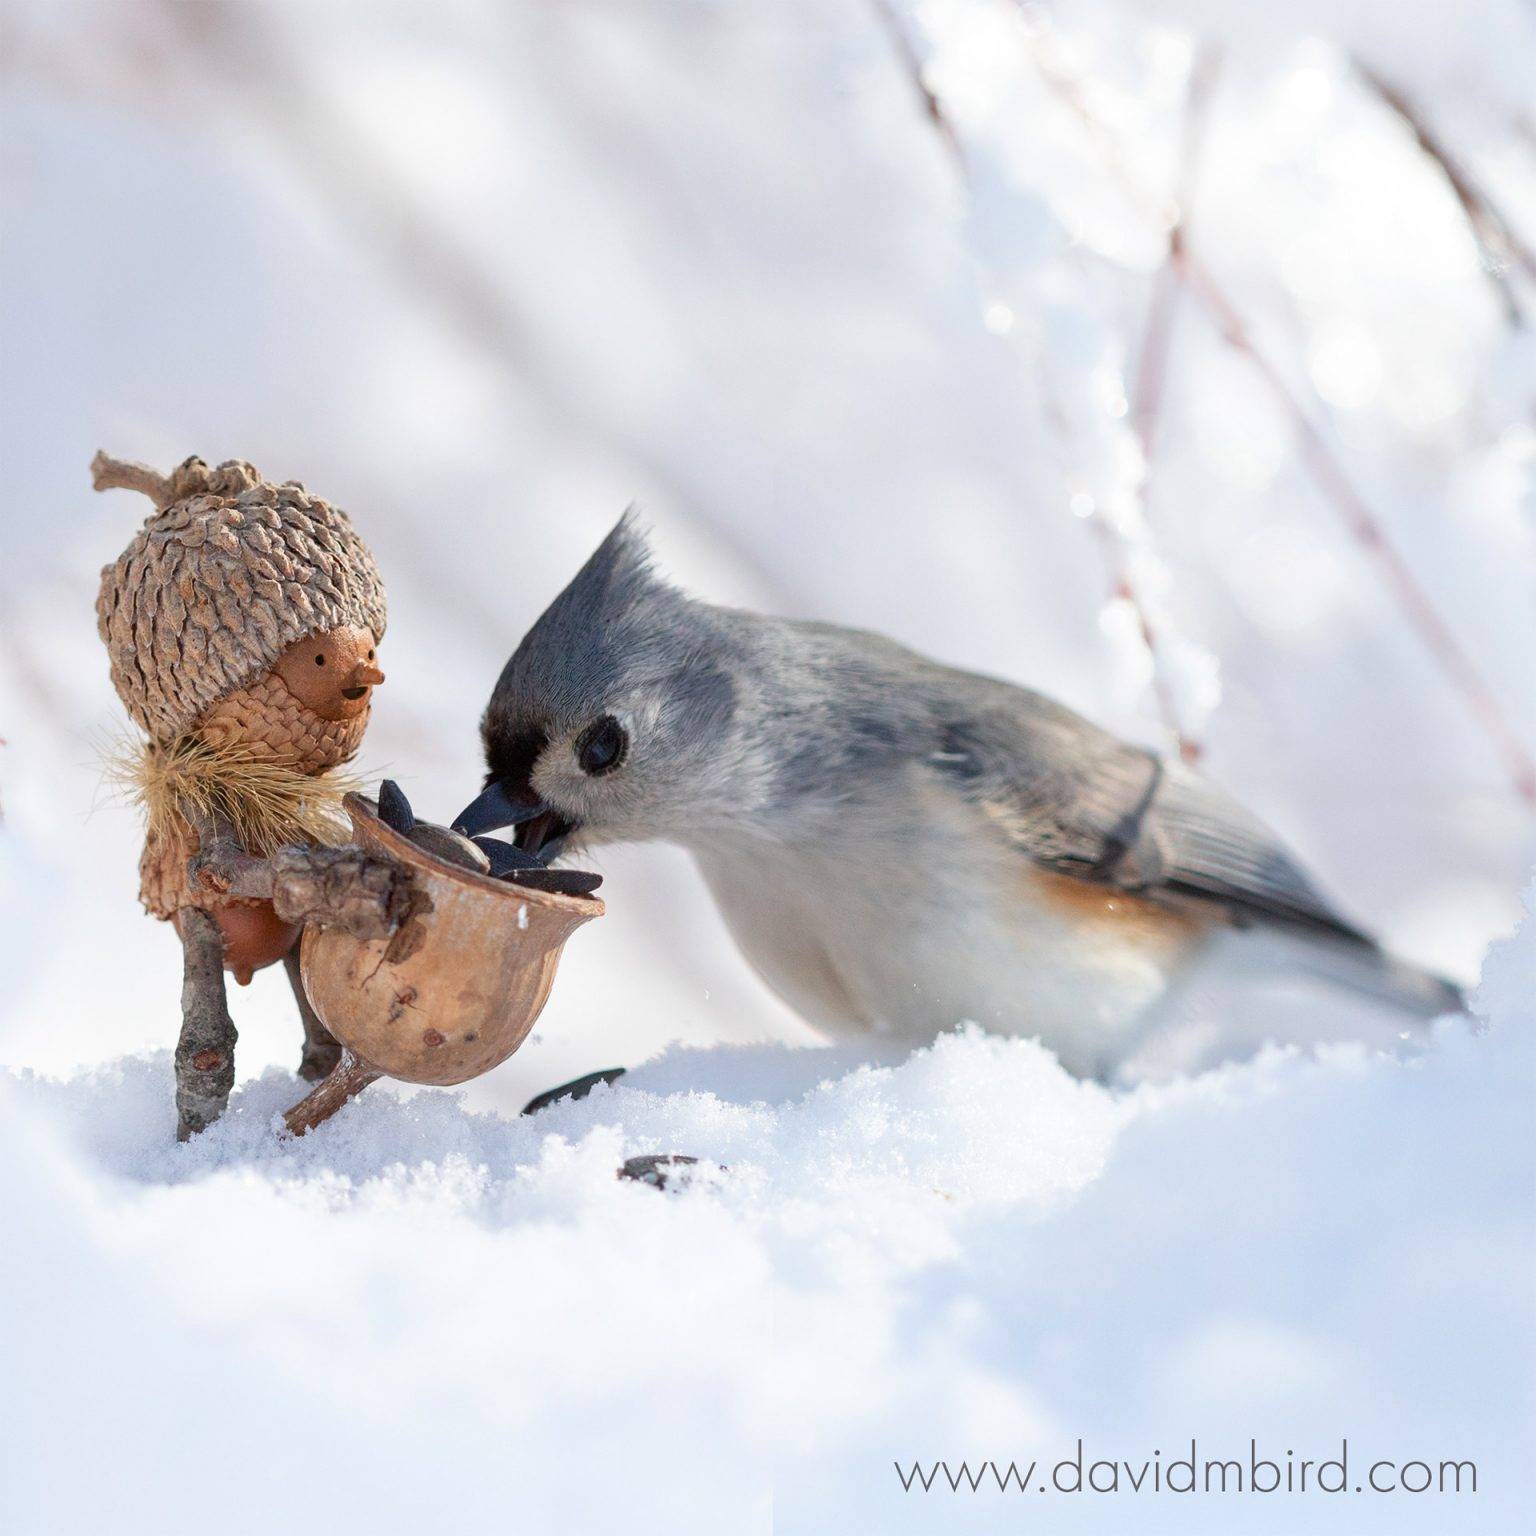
(1024, 865, 1208, 947)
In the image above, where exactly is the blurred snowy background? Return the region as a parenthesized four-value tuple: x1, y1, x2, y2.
(1, 1, 1533, 1532)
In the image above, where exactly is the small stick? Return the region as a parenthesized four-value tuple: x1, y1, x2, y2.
(185, 818, 418, 938)
(1118, 43, 1225, 766)
(1130, 44, 1223, 465)
(282, 1048, 381, 1137)
(184, 809, 275, 900)
(1355, 61, 1533, 328)
(1091, 527, 1202, 765)
(1020, 25, 1536, 808)
(867, 0, 969, 181)
(870, 0, 1205, 764)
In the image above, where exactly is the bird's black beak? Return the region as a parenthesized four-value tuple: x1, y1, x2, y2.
(453, 778, 577, 860)
(452, 779, 547, 838)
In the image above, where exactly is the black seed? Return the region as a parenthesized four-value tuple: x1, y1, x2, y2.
(473, 836, 546, 876)
(504, 867, 603, 896)
(617, 1153, 703, 1190)
(522, 1067, 627, 1116)
(407, 822, 490, 873)
(377, 779, 415, 832)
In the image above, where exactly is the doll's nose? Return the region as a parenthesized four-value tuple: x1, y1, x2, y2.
(350, 661, 386, 689)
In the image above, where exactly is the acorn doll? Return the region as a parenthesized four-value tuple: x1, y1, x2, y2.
(92, 452, 413, 1140)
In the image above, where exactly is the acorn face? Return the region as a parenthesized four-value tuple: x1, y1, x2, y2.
(272, 626, 385, 721)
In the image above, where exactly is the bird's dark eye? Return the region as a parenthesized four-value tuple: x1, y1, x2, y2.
(575, 715, 627, 776)
(314, 654, 325, 666)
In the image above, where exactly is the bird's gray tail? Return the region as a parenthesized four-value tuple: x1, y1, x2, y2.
(1291, 933, 1466, 1022)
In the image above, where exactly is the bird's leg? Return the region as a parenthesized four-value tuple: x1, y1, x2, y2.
(283, 935, 341, 1083)
(175, 907, 238, 1141)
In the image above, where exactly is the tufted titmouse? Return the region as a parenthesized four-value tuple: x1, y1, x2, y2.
(456, 516, 1463, 1079)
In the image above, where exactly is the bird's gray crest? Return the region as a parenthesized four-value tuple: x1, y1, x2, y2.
(486, 510, 689, 730)
(540, 507, 659, 643)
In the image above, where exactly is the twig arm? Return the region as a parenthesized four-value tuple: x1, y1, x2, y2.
(266, 845, 418, 938)
(185, 817, 276, 899)
(186, 809, 418, 939)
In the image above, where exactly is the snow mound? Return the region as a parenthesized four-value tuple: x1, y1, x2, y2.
(4, 891, 1533, 1534)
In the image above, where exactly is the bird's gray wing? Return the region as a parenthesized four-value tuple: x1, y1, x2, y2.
(930, 691, 1371, 947)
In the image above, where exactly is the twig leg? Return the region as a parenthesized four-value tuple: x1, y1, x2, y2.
(283, 937, 341, 1082)
(282, 1050, 382, 1137)
(175, 908, 238, 1141)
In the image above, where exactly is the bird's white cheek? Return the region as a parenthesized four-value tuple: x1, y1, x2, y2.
(530, 760, 626, 836)
(535, 761, 586, 811)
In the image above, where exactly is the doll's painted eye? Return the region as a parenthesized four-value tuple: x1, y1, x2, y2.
(314, 654, 325, 666)
(576, 716, 627, 776)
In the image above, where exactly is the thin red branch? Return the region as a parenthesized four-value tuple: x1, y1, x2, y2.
(1178, 255, 1536, 805)
(1116, 42, 1226, 766)
(867, 0, 969, 182)
(1021, 29, 1536, 808)
(1130, 44, 1223, 464)
(869, 0, 1205, 762)
(1090, 522, 1203, 765)
(1355, 60, 1534, 328)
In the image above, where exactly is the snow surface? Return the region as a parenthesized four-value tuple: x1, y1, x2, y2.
(4, 897, 1533, 1533)
(2, 0, 1534, 1530)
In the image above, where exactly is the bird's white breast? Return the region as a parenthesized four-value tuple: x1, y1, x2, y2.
(690, 778, 1211, 1079)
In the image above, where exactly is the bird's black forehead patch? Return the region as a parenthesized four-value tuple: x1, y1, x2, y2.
(482, 719, 548, 785)
(480, 511, 739, 776)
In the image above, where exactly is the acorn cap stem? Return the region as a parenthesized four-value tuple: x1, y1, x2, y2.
(90, 450, 173, 508)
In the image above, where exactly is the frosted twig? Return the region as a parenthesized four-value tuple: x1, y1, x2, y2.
(1088, 520, 1202, 764)
(869, 0, 1204, 762)
(1177, 255, 1536, 807)
(1021, 27, 1536, 808)
(1130, 44, 1222, 466)
(1116, 43, 1225, 765)
(1355, 61, 1534, 328)
(867, 0, 969, 181)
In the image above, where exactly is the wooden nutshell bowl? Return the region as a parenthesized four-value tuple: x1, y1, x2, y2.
(284, 793, 602, 1133)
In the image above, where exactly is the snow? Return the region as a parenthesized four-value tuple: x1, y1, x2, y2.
(4, 900, 1533, 1532)
(2, 0, 1534, 1530)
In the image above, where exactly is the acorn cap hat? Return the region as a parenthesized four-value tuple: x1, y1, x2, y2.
(91, 452, 388, 743)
